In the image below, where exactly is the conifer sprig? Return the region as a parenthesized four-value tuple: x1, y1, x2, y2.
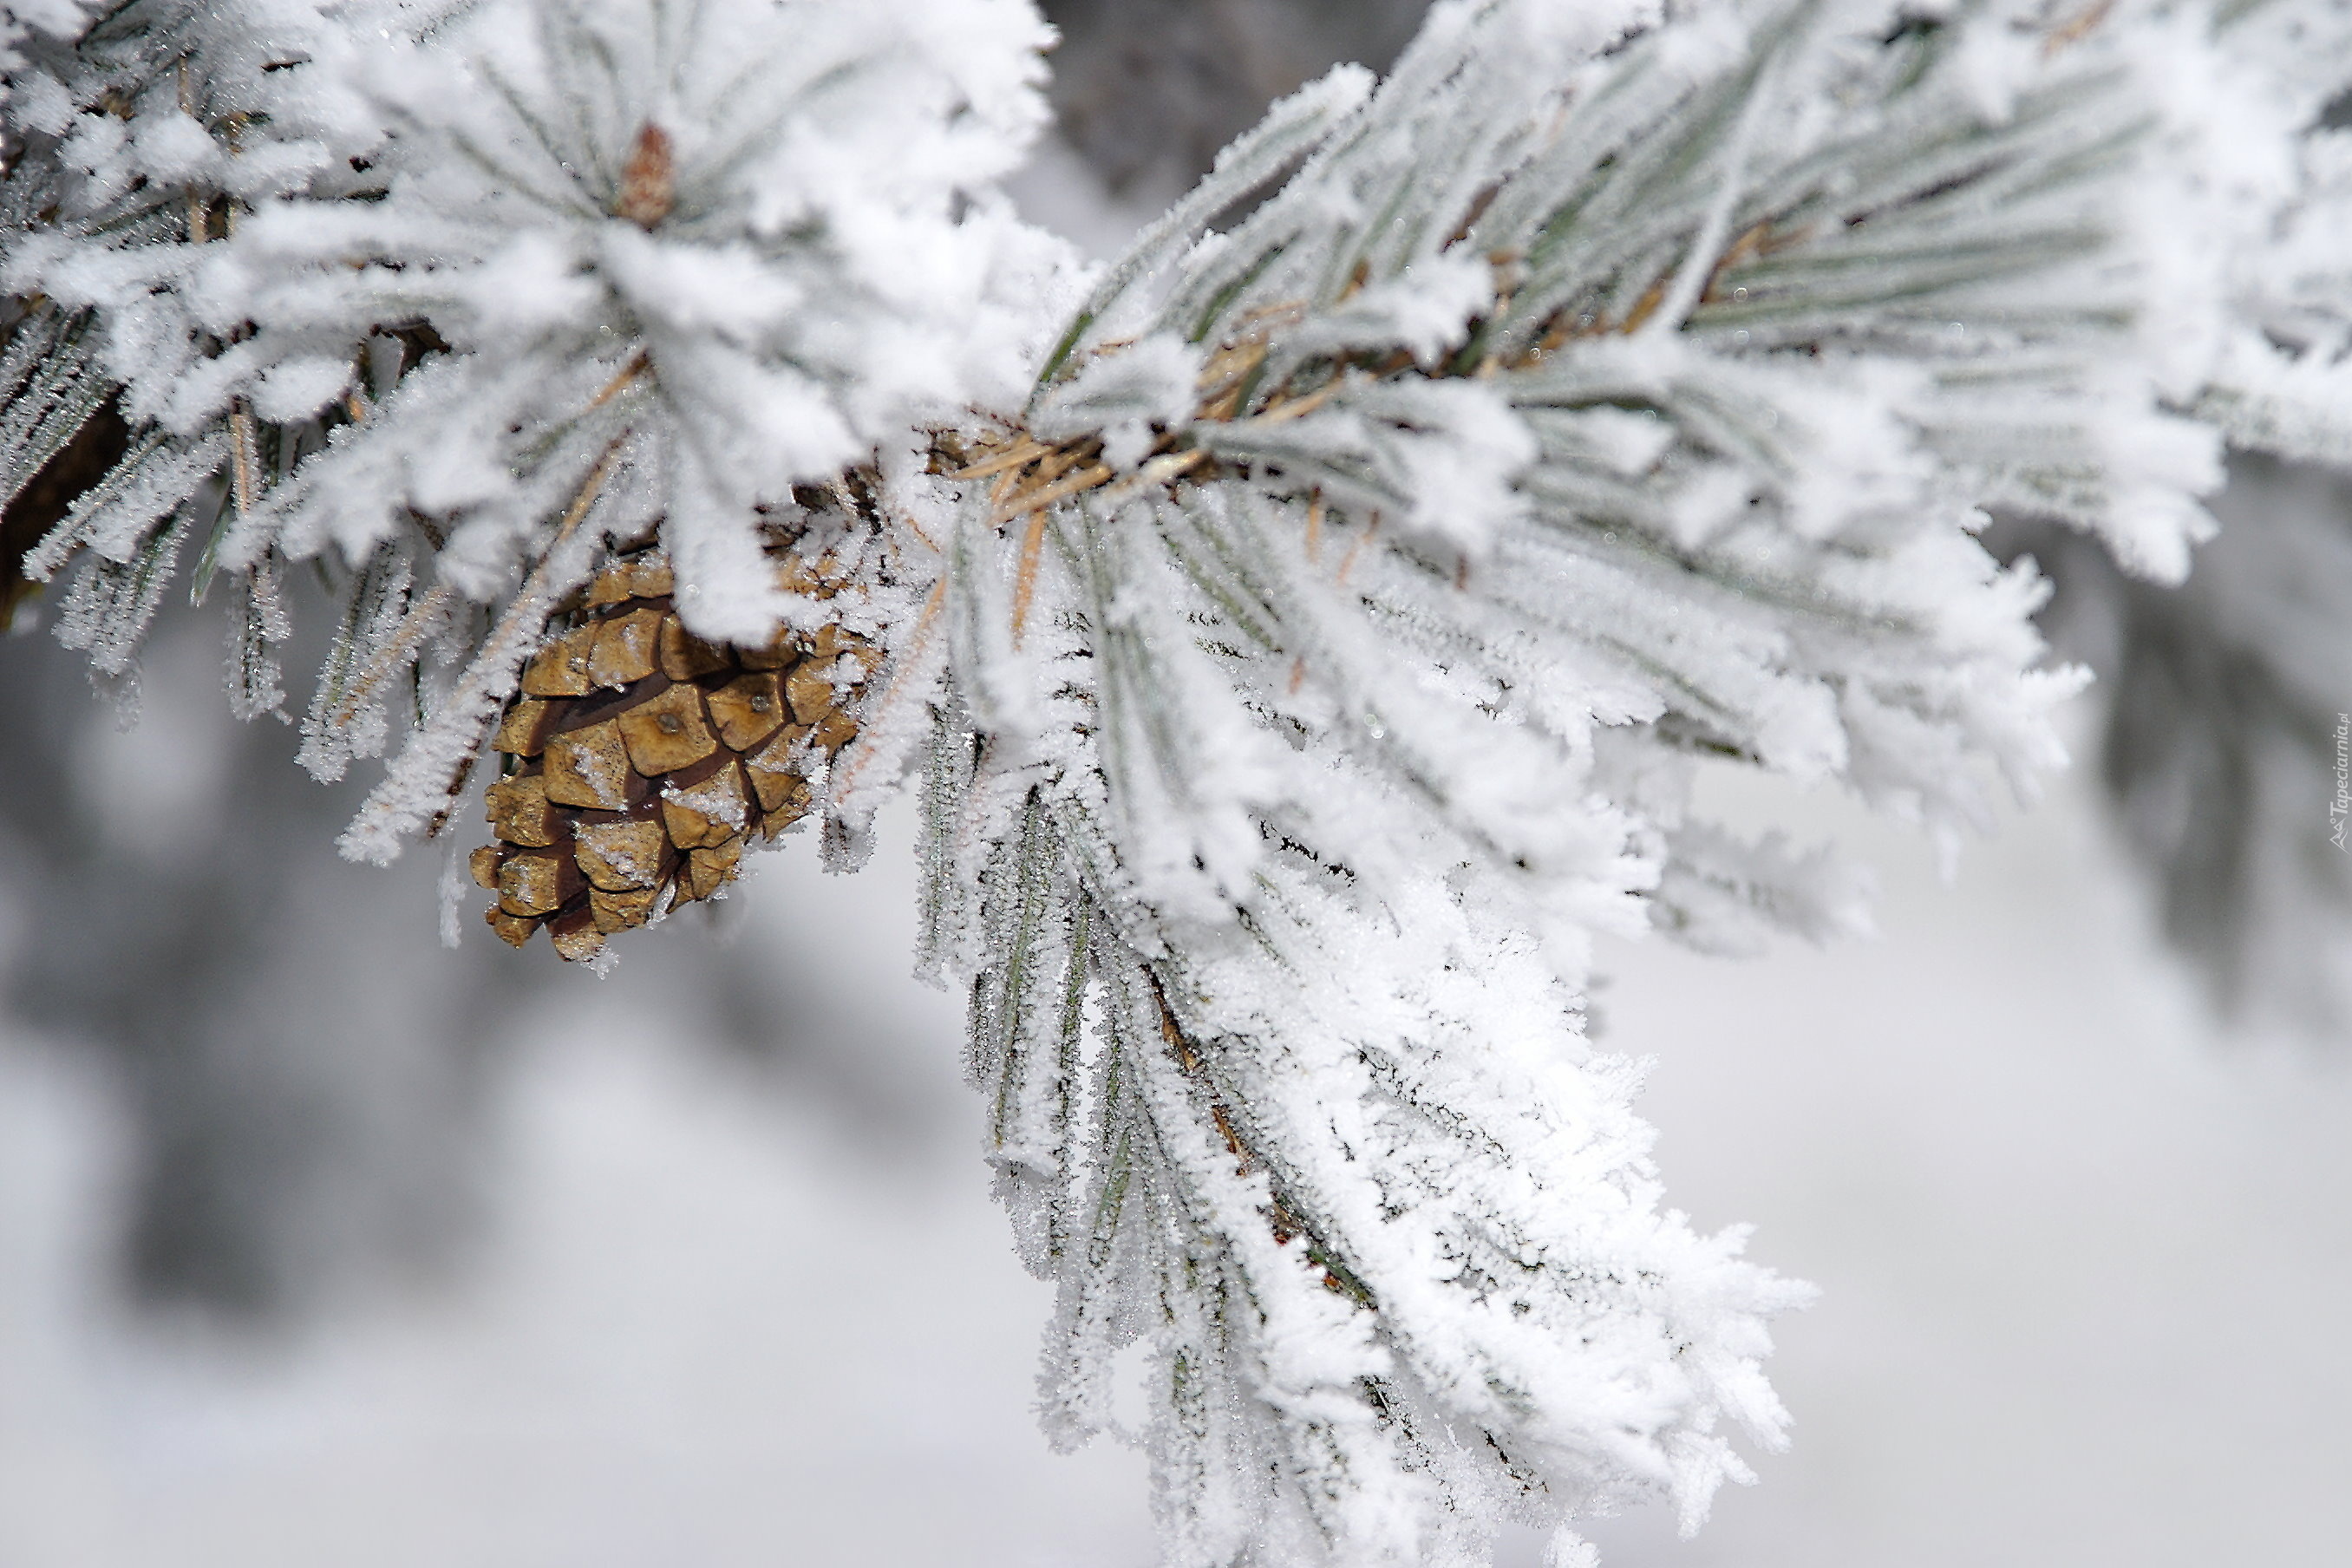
(905, 1, 2318, 1557)
(6, 0, 2352, 1563)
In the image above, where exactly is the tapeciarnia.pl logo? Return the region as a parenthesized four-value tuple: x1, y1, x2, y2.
(2335, 713, 2349, 852)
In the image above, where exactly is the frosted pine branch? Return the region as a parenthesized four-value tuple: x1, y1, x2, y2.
(7, 0, 2352, 1563)
(949, 0, 2251, 964)
(3, 0, 1066, 830)
(905, 0, 2339, 1557)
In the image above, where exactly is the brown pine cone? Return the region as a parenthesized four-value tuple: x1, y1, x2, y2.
(469, 549, 877, 963)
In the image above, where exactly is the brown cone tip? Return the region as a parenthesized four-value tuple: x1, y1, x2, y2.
(473, 548, 878, 962)
(615, 123, 675, 230)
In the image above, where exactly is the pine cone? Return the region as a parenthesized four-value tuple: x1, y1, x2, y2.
(469, 549, 877, 963)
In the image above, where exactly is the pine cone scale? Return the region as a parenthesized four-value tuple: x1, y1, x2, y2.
(541, 722, 635, 812)
(588, 609, 663, 686)
(707, 673, 786, 751)
(483, 774, 558, 847)
(616, 683, 719, 774)
(492, 699, 559, 758)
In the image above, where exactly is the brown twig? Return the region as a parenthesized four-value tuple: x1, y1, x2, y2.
(2044, 0, 2114, 55)
(1009, 510, 1049, 646)
(1149, 981, 1369, 1304)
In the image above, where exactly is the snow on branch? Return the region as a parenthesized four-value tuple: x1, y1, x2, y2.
(3, 0, 1067, 826)
(907, 0, 2342, 1557)
(950, 0, 2254, 960)
(8, 0, 2352, 1561)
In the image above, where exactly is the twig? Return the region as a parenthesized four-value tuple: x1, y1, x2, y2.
(1010, 511, 1049, 647)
